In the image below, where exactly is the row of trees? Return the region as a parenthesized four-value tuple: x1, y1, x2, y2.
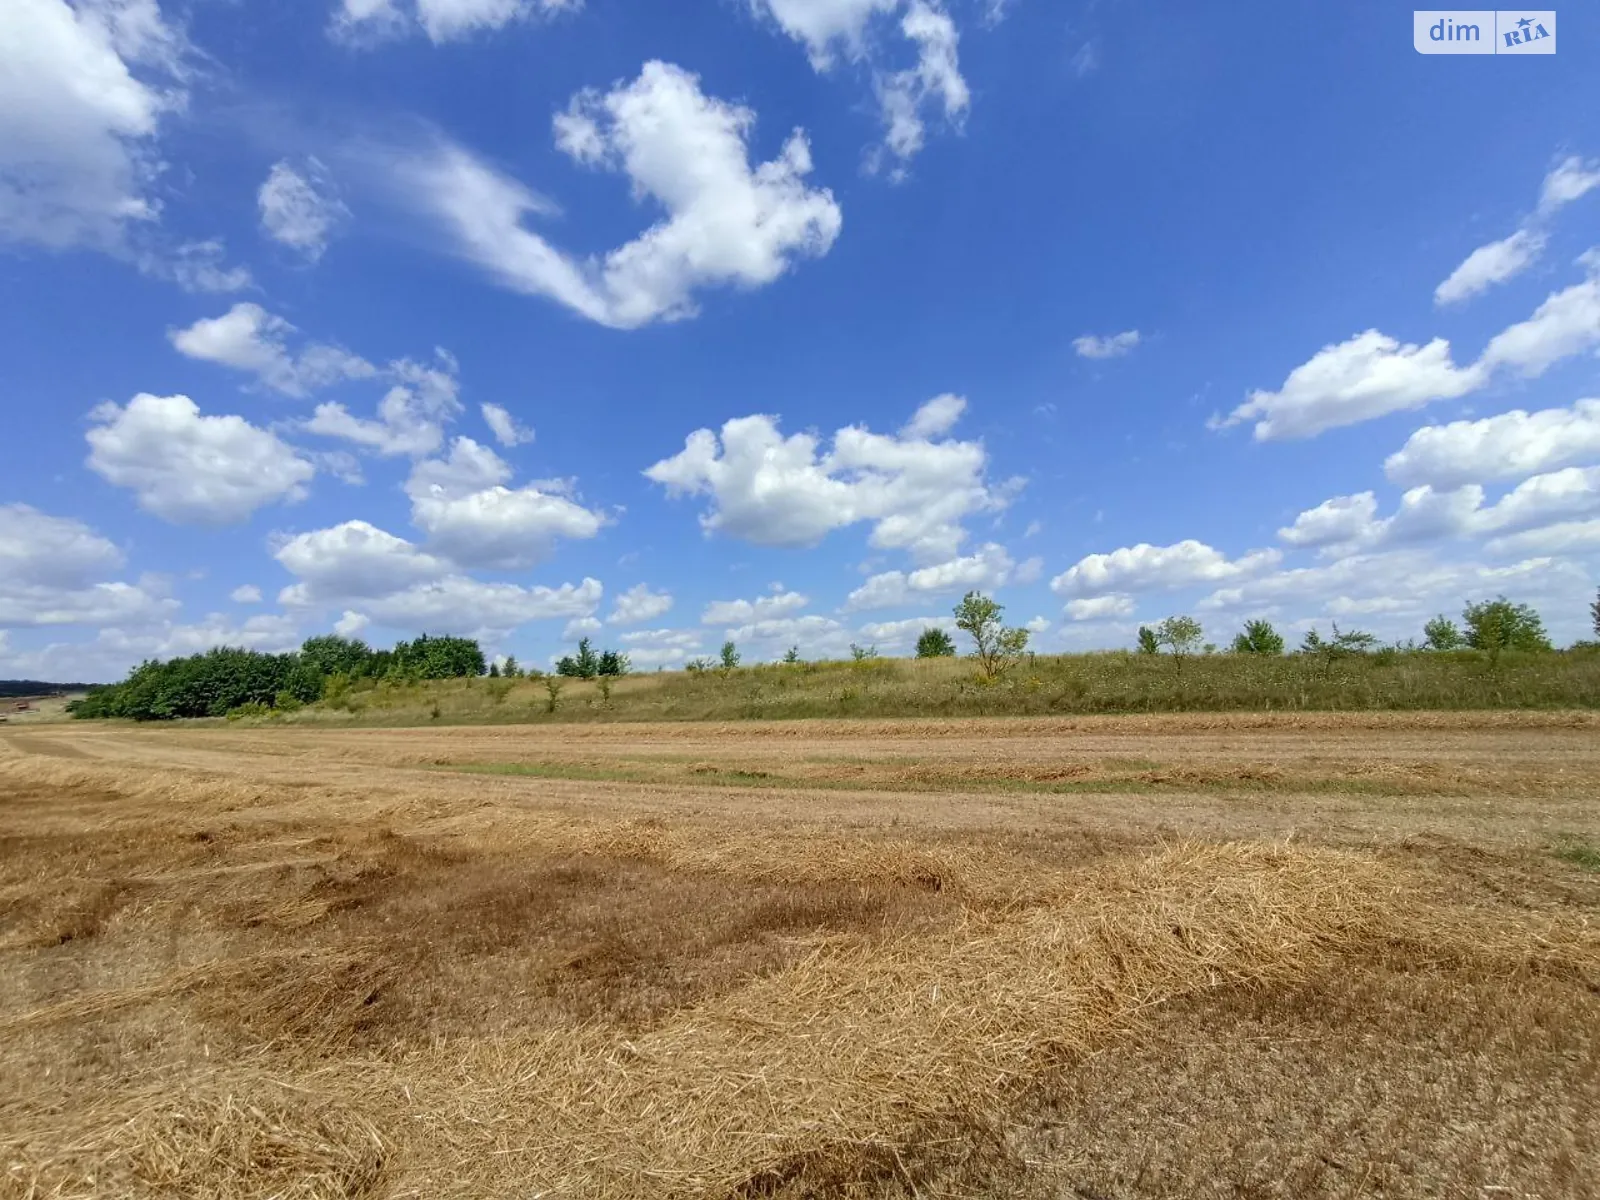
(553, 638, 629, 679)
(1134, 597, 1559, 668)
(73, 633, 487, 721)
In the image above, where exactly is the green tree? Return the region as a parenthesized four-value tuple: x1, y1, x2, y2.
(915, 627, 956, 658)
(542, 676, 564, 713)
(1230, 619, 1284, 655)
(1423, 615, 1462, 651)
(299, 634, 374, 678)
(557, 638, 602, 679)
(487, 661, 501, 677)
(597, 649, 629, 676)
(502, 655, 520, 678)
(1300, 623, 1378, 679)
(849, 642, 877, 661)
(1154, 616, 1204, 672)
(1462, 597, 1551, 660)
(719, 640, 741, 675)
(953, 591, 1030, 680)
(1136, 626, 1160, 655)
(782, 646, 801, 664)
(1591, 588, 1600, 638)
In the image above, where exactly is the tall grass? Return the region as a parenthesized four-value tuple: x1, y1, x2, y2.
(282, 648, 1600, 727)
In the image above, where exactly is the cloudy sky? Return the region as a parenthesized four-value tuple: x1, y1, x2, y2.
(3, 0, 1599, 680)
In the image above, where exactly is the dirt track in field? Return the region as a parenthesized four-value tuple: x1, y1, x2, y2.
(2, 713, 1598, 1198)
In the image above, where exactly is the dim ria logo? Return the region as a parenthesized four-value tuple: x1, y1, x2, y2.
(1414, 10, 1556, 53)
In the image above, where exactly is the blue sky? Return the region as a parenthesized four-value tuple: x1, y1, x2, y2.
(3, 0, 1599, 680)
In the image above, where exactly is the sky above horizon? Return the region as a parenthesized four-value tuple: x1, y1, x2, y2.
(3, 0, 1599, 681)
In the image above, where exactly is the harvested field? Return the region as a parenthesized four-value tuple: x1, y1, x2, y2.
(2, 712, 1598, 1198)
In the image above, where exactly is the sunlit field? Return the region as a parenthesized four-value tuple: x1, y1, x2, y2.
(3, 712, 1598, 1198)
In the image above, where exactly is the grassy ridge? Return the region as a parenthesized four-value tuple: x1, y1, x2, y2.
(277, 647, 1600, 727)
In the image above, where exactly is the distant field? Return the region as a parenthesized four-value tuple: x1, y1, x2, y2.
(2, 712, 1597, 1197)
(238, 648, 1600, 729)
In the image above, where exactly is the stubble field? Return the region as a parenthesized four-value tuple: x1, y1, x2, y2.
(2, 712, 1599, 1198)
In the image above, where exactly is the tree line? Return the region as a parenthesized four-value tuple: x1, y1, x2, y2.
(72, 633, 488, 721)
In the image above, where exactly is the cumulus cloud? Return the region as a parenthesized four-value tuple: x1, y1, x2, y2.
(0, 0, 183, 249)
(1277, 492, 1382, 550)
(608, 583, 673, 625)
(561, 615, 603, 640)
(1215, 331, 1485, 441)
(1, 613, 302, 683)
(853, 614, 956, 650)
(1477, 267, 1600, 378)
(1385, 399, 1600, 489)
(845, 542, 1022, 610)
(305, 353, 464, 458)
(481, 402, 535, 447)
(1073, 330, 1141, 359)
(701, 588, 807, 625)
(274, 517, 603, 638)
(402, 436, 607, 569)
(0, 504, 175, 631)
(1064, 595, 1135, 621)
(646, 398, 1010, 563)
(85, 393, 315, 525)
(401, 62, 840, 328)
(1051, 540, 1281, 599)
(332, 0, 579, 44)
(617, 626, 703, 667)
(1435, 156, 1600, 305)
(258, 159, 348, 261)
(230, 584, 263, 603)
(723, 614, 850, 660)
(751, 0, 969, 172)
(170, 303, 377, 398)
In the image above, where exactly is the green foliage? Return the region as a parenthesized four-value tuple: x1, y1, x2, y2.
(501, 655, 520, 679)
(1300, 623, 1378, 679)
(685, 657, 712, 674)
(953, 591, 1030, 680)
(558, 638, 628, 679)
(598, 649, 629, 677)
(543, 676, 565, 713)
(1591, 589, 1600, 639)
(487, 662, 501, 678)
(782, 646, 801, 665)
(1136, 626, 1160, 656)
(720, 641, 741, 674)
(1230, 619, 1284, 656)
(849, 643, 878, 662)
(915, 627, 957, 658)
(1463, 597, 1552, 659)
(72, 631, 485, 721)
(1424, 615, 1463, 651)
(597, 676, 613, 707)
(1154, 616, 1204, 671)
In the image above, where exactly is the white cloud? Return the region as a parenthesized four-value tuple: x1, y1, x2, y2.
(0, 503, 175, 631)
(701, 589, 807, 625)
(1024, 615, 1051, 634)
(144, 238, 252, 294)
(872, 1, 969, 171)
(724, 614, 849, 660)
(274, 516, 602, 638)
(752, 0, 969, 172)
(1537, 155, 1600, 216)
(1216, 331, 1485, 441)
(617, 626, 703, 666)
(647, 401, 1008, 562)
(333, 0, 578, 44)
(1434, 229, 1546, 306)
(608, 583, 673, 625)
(1278, 492, 1381, 550)
(1051, 540, 1281, 599)
(1, 613, 302, 683)
(853, 614, 955, 649)
(1484, 518, 1600, 558)
(1073, 330, 1141, 359)
(305, 353, 463, 457)
(258, 159, 347, 261)
(85, 393, 315, 525)
(845, 542, 1018, 610)
(0, 0, 184, 249)
(1385, 399, 1600, 489)
(403, 62, 841, 328)
(1477, 270, 1600, 378)
(170, 303, 376, 398)
(561, 615, 603, 640)
(900, 392, 965, 439)
(402, 436, 607, 569)
(481, 402, 535, 447)
(1433, 156, 1600, 306)
(230, 584, 263, 604)
(1064, 595, 1135, 621)
(334, 609, 370, 638)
